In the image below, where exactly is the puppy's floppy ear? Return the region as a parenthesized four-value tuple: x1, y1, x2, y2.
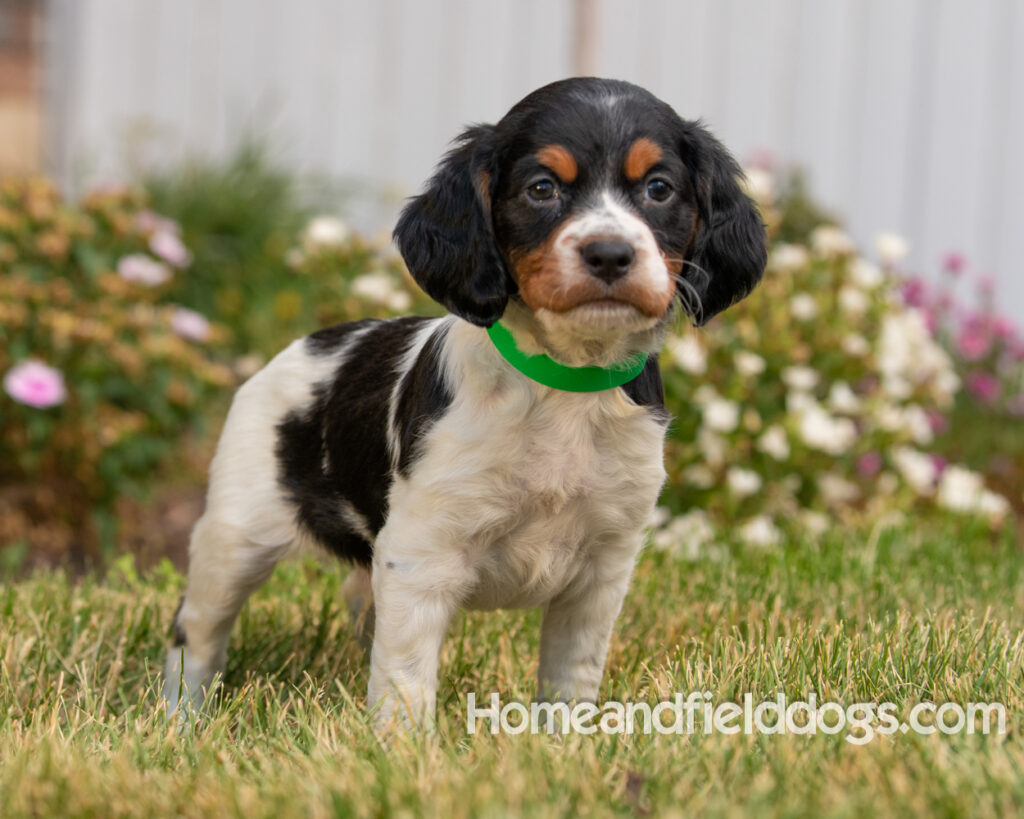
(393, 125, 511, 327)
(680, 122, 767, 325)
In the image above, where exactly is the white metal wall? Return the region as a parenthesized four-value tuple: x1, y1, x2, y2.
(46, 0, 1024, 316)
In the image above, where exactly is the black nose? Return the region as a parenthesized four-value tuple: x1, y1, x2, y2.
(580, 241, 635, 284)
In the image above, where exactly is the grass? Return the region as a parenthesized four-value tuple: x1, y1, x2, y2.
(2, 520, 1023, 817)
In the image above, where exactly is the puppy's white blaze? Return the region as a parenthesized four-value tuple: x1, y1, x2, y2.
(550, 190, 671, 301)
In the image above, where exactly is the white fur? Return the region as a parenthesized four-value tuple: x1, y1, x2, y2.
(163, 316, 668, 728)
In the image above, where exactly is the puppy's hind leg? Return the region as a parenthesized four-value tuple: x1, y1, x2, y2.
(342, 566, 374, 655)
(163, 515, 288, 717)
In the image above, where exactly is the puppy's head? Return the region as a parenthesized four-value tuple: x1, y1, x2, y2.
(394, 78, 767, 364)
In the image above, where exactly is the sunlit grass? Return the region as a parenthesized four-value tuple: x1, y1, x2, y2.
(2, 521, 1022, 817)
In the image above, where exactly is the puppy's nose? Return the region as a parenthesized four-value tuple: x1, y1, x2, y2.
(580, 240, 635, 284)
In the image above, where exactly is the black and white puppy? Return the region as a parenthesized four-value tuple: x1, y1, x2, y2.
(163, 77, 766, 727)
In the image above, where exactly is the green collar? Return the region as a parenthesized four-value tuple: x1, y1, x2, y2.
(486, 321, 647, 393)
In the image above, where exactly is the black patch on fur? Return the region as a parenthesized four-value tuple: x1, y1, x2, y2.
(393, 322, 453, 476)
(306, 318, 377, 355)
(276, 317, 438, 566)
(621, 355, 669, 424)
(171, 595, 187, 647)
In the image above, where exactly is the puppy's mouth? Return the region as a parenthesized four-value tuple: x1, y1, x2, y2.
(556, 297, 660, 332)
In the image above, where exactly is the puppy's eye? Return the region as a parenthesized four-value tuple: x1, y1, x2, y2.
(646, 178, 673, 202)
(527, 179, 558, 202)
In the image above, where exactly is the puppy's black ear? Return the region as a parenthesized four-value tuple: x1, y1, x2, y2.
(393, 125, 510, 327)
(680, 123, 767, 325)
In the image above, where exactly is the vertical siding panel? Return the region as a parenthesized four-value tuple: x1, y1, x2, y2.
(845, 0, 918, 252)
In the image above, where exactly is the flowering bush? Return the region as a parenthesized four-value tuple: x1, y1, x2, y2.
(0, 179, 234, 559)
(651, 180, 1012, 554)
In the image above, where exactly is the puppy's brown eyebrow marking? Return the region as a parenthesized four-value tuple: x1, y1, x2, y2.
(535, 144, 578, 183)
(624, 137, 663, 181)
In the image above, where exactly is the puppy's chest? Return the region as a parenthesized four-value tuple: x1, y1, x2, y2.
(407, 387, 667, 608)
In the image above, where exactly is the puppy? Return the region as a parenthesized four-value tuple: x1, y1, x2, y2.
(163, 77, 766, 727)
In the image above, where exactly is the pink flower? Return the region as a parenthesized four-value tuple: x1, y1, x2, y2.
(992, 316, 1017, 341)
(930, 454, 949, 477)
(941, 251, 966, 276)
(3, 360, 66, 409)
(857, 452, 883, 479)
(965, 371, 1001, 403)
(901, 277, 928, 308)
(170, 307, 211, 342)
(117, 253, 172, 286)
(149, 230, 193, 268)
(957, 317, 992, 361)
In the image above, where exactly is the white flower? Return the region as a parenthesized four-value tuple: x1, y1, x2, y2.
(841, 333, 870, 357)
(149, 231, 193, 268)
(682, 464, 716, 489)
(769, 243, 809, 273)
(734, 350, 766, 377)
(874, 232, 909, 266)
(302, 216, 349, 251)
(797, 402, 857, 455)
(818, 472, 860, 504)
(697, 428, 727, 468)
(878, 309, 959, 406)
(789, 292, 818, 321)
(937, 466, 1009, 520)
(892, 447, 936, 494)
(811, 225, 856, 257)
(117, 253, 171, 286)
(170, 307, 210, 342)
(648, 506, 672, 529)
(799, 510, 830, 536)
(849, 258, 884, 289)
(828, 381, 861, 414)
(738, 515, 782, 547)
(838, 286, 869, 317)
(902, 404, 934, 445)
(741, 167, 775, 204)
(351, 271, 410, 311)
(782, 365, 820, 392)
(652, 509, 716, 560)
(665, 334, 707, 375)
(786, 390, 817, 414)
(702, 397, 740, 433)
(727, 467, 763, 498)
(757, 424, 790, 461)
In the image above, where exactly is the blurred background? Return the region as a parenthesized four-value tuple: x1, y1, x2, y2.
(1, 0, 1022, 570)
(4, 0, 1023, 310)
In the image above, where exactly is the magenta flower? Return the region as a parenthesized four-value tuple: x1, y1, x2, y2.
(941, 251, 966, 276)
(857, 452, 883, 479)
(976, 275, 996, 296)
(170, 307, 211, 342)
(965, 371, 1001, 403)
(930, 454, 949, 477)
(901, 277, 928, 308)
(149, 230, 193, 268)
(117, 253, 172, 286)
(3, 360, 67, 409)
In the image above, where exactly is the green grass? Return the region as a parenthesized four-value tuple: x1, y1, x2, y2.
(2, 521, 1023, 817)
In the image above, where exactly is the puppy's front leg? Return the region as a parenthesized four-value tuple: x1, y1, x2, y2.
(536, 546, 640, 705)
(366, 531, 472, 730)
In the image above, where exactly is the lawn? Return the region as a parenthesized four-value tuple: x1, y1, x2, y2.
(2, 520, 1021, 818)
